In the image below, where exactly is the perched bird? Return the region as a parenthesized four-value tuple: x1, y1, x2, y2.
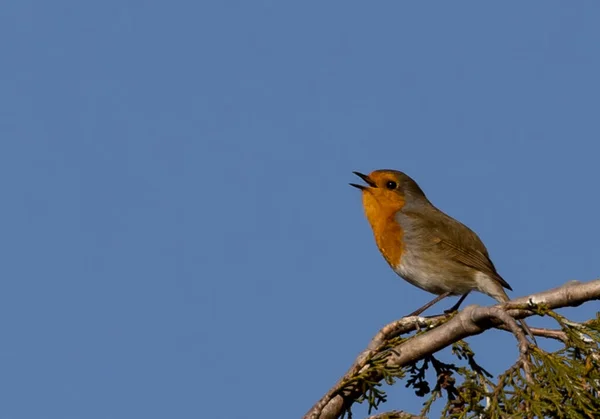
(350, 169, 535, 340)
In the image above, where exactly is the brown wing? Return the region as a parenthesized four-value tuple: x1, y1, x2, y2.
(401, 209, 512, 291)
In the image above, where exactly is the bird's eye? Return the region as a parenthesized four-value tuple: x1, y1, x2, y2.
(385, 181, 397, 190)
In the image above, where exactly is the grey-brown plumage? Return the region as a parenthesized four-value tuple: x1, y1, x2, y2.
(396, 206, 512, 301)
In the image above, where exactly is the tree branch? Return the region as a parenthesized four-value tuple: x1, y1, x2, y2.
(304, 279, 600, 419)
(366, 410, 425, 419)
(499, 325, 567, 343)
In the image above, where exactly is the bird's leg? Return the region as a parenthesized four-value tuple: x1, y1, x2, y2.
(407, 292, 451, 317)
(444, 291, 471, 314)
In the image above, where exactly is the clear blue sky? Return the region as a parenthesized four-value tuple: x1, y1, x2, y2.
(1, 2, 599, 418)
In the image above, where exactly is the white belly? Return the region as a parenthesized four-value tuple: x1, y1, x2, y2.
(393, 249, 476, 296)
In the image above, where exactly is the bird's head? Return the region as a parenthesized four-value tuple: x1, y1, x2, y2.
(350, 170, 428, 223)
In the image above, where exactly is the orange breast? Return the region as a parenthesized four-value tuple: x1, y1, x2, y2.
(362, 192, 406, 268)
(372, 216, 404, 268)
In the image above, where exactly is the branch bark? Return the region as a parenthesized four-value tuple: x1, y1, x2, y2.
(304, 279, 600, 419)
(366, 410, 425, 419)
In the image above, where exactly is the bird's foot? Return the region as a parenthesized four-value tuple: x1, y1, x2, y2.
(443, 306, 459, 315)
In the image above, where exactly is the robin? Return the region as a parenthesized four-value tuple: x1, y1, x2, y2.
(350, 169, 535, 340)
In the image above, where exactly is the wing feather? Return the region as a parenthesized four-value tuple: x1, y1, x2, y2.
(401, 209, 512, 291)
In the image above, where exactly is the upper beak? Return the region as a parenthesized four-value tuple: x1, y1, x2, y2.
(350, 171, 376, 190)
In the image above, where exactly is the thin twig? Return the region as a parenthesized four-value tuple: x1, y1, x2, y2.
(484, 307, 533, 383)
(496, 325, 567, 343)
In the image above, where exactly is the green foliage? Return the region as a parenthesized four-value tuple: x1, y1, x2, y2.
(483, 314, 600, 418)
(341, 311, 600, 419)
(340, 336, 411, 418)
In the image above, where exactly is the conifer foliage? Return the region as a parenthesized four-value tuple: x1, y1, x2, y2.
(304, 279, 600, 419)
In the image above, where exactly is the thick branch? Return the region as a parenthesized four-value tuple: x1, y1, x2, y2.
(304, 279, 600, 419)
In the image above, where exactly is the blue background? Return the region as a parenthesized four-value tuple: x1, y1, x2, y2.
(1, 2, 599, 418)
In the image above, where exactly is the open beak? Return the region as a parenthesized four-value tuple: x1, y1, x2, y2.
(350, 171, 377, 190)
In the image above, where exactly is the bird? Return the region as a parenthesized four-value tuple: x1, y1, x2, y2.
(350, 169, 535, 341)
